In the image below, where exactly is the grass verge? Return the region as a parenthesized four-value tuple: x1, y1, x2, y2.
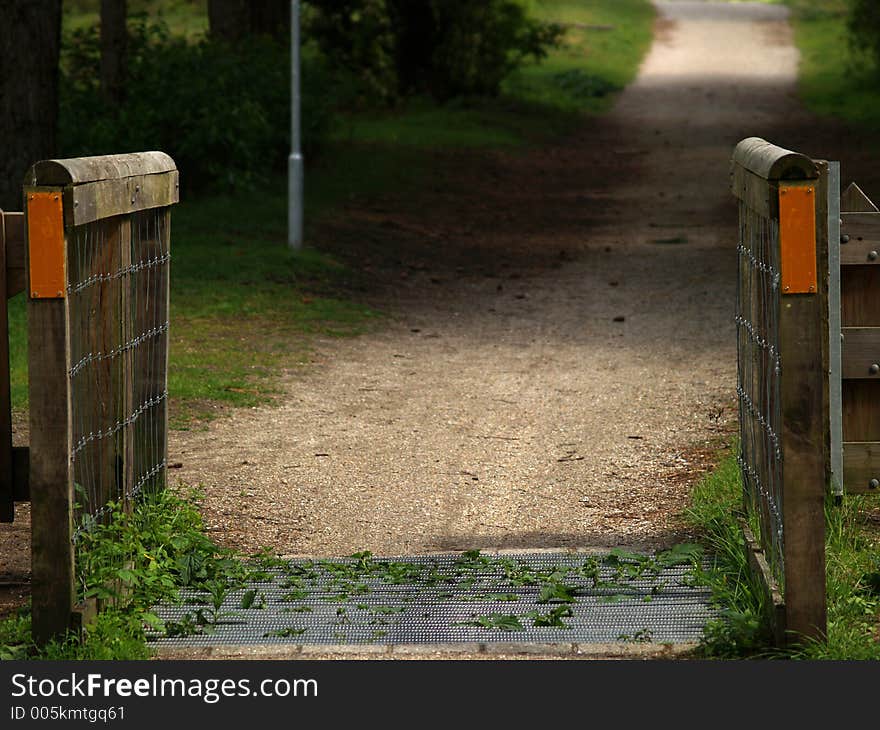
(686, 447, 880, 659)
(783, 1, 880, 132)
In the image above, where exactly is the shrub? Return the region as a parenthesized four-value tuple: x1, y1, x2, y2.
(306, 0, 562, 103)
(849, 0, 880, 70)
(59, 15, 336, 191)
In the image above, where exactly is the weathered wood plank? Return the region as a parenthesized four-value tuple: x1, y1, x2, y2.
(843, 441, 880, 493)
(841, 267, 880, 326)
(842, 380, 880, 442)
(731, 165, 777, 218)
(26, 152, 176, 187)
(28, 292, 75, 643)
(740, 519, 786, 647)
(841, 182, 879, 214)
(0, 209, 12, 522)
(67, 171, 179, 227)
(778, 161, 828, 644)
(732, 137, 819, 182)
(841, 326, 880, 379)
(840, 213, 880, 265)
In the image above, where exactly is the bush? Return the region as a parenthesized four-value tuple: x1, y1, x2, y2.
(301, 0, 398, 105)
(306, 0, 562, 103)
(59, 15, 336, 191)
(849, 0, 880, 70)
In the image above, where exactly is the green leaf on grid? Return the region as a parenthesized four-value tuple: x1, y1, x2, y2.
(655, 543, 704, 567)
(485, 593, 520, 602)
(528, 605, 573, 628)
(598, 594, 629, 603)
(537, 582, 578, 604)
(607, 548, 647, 564)
(140, 612, 165, 631)
(280, 589, 309, 602)
(240, 589, 257, 609)
(371, 605, 406, 615)
(460, 614, 524, 631)
(263, 628, 307, 638)
(280, 605, 312, 614)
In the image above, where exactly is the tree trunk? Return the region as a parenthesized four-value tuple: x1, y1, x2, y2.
(101, 0, 128, 105)
(0, 0, 62, 210)
(208, 0, 249, 43)
(209, 0, 289, 43)
(250, 1, 290, 40)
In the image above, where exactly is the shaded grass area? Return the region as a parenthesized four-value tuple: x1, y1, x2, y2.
(686, 448, 880, 659)
(336, 0, 655, 147)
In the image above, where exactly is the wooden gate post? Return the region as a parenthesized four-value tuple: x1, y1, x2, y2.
(25, 189, 75, 644)
(777, 165, 829, 642)
(732, 138, 829, 646)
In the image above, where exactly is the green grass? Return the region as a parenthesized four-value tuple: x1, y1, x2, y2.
(781, 0, 880, 131)
(686, 447, 880, 659)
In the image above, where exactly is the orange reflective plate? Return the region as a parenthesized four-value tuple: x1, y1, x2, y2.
(27, 191, 66, 299)
(779, 184, 817, 295)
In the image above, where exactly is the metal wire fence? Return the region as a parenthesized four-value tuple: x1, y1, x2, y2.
(68, 208, 170, 542)
(736, 200, 784, 580)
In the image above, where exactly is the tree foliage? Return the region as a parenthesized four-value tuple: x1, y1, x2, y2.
(59, 17, 334, 191)
(849, 0, 880, 69)
(305, 0, 562, 103)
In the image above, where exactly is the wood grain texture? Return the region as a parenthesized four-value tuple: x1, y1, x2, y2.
(841, 327, 880, 379)
(842, 441, 880, 494)
(840, 182, 878, 214)
(732, 137, 819, 182)
(841, 267, 880, 326)
(841, 213, 880, 265)
(26, 152, 176, 187)
(28, 294, 75, 643)
(731, 165, 777, 218)
(777, 161, 828, 644)
(68, 171, 179, 227)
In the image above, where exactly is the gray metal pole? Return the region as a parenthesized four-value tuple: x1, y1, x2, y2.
(288, 0, 304, 250)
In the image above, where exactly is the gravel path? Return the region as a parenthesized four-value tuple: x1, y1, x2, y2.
(170, 1, 803, 559)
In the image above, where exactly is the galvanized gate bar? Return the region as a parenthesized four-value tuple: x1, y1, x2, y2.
(828, 163, 843, 497)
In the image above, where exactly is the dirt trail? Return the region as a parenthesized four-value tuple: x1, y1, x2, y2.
(170, 1, 803, 558)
